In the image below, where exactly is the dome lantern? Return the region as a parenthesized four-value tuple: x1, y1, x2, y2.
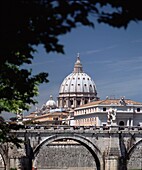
(73, 53, 83, 73)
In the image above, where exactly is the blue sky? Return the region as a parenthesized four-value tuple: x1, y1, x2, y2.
(3, 20, 142, 119)
(31, 21, 142, 106)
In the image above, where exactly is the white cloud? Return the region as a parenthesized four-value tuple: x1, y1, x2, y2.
(102, 55, 142, 72)
(81, 45, 118, 55)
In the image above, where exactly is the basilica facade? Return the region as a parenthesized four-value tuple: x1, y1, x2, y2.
(24, 54, 142, 127)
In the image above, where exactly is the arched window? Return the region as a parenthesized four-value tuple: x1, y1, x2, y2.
(77, 100, 81, 106)
(70, 100, 73, 106)
(119, 121, 124, 126)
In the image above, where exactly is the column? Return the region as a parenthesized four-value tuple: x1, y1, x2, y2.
(127, 119, 129, 126)
(130, 119, 133, 126)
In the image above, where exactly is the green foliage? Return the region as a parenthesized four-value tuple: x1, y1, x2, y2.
(97, 1, 142, 28)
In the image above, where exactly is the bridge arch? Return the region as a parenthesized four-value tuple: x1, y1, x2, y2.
(33, 134, 104, 170)
(127, 139, 142, 159)
(0, 146, 7, 170)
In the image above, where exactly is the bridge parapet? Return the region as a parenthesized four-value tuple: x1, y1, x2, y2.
(12, 125, 142, 134)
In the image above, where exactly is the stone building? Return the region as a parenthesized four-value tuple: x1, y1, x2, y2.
(74, 97, 142, 126)
(23, 95, 69, 125)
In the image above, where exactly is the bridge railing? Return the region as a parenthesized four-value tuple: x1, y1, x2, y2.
(20, 125, 142, 131)
(24, 125, 110, 130)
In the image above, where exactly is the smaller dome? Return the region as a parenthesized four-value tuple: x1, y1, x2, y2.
(46, 95, 57, 109)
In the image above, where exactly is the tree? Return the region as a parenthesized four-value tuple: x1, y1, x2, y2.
(97, 0, 142, 28)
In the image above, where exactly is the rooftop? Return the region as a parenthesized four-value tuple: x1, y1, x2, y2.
(75, 98, 142, 110)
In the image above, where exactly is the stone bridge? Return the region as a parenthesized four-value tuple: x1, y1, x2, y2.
(0, 126, 142, 170)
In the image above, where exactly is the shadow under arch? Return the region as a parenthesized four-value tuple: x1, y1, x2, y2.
(127, 139, 142, 160)
(33, 134, 104, 170)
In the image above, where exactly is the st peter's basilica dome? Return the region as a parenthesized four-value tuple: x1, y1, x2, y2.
(58, 54, 98, 109)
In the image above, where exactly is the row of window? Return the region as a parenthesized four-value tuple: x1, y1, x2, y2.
(75, 107, 141, 116)
(75, 108, 96, 115)
(68, 77, 90, 80)
(63, 99, 88, 107)
(64, 84, 93, 87)
(75, 117, 97, 126)
(76, 117, 96, 122)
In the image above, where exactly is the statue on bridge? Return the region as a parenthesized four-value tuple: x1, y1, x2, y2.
(107, 108, 117, 126)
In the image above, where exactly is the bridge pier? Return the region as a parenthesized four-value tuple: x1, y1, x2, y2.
(102, 126, 122, 170)
(9, 158, 21, 170)
(105, 156, 119, 170)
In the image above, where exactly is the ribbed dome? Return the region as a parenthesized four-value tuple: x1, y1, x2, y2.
(59, 54, 97, 96)
(59, 72, 97, 94)
(58, 54, 98, 109)
(46, 95, 57, 109)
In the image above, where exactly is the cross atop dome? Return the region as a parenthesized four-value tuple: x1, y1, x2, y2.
(50, 95, 53, 100)
(77, 52, 80, 58)
(76, 52, 80, 62)
(73, 53, 83, 73)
